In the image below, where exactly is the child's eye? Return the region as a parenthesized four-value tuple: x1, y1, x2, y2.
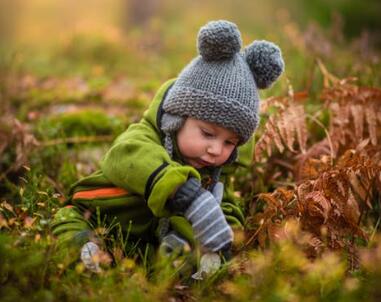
(201, 129, 214, 138)
(225, 140, 237, 146)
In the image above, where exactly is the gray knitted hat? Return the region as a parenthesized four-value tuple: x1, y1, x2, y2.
(162, 20, 284, 145)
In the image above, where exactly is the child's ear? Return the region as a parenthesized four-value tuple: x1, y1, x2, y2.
(243, 40, 285, 89)
(160, 113, 185, 133)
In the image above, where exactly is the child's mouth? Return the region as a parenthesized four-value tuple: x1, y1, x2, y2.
(185, 157, 214, 168)
(196, 158, 213, 167)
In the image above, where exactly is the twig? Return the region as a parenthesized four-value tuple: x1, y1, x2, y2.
(39, 135, 114, 147)
(272, 158, 295, 171)
(0, 166, 16, 182)
(244, 219, 265, 247)
(370, 216, 381, 243)
(305, 113, 335, 165)
(316, 58, 340, 88)
(44, 175, 66, 198)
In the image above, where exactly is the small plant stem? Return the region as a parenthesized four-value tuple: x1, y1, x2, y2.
(370, 216, 381, 242)
(305, 113, 335, 165)
(244, 220, 265, 247)
(40, 135, 114, 147)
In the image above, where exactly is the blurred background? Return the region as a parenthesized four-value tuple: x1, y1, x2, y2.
(1, 0, 380, 87)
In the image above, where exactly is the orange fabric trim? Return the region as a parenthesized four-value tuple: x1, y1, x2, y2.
(73, 187, 129, 200)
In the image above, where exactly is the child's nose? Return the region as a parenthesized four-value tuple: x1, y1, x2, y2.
(207, 140, 223, 156)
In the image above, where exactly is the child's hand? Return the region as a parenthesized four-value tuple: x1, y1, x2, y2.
(185, 189, 233, 252)
(210, 181, 224, 204)
(168, 178, 233, 252)
(167, 177, 203, 213)
(159, 231, 191, 257)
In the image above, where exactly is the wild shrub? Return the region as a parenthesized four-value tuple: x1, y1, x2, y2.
(247, 63, 381, 271)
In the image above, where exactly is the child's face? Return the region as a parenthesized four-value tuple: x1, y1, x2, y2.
(176, 117, 239, 169)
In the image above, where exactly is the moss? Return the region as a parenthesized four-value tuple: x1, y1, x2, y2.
(36, 109, 127, 139)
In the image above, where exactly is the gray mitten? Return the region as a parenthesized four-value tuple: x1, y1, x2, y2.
(210, 181, 224, 204)
(168, 177, 203, 213)
(168, 178, 233, 252)
(159, 231, 190, 256)
(185, 190, 233, 252)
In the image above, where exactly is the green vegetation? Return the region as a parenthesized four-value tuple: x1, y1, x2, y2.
(1, 1, 381, 301)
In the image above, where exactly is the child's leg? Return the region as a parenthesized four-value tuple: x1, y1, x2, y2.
(51, 205, 94, 247)
(155, 218, 197, 280)
(51, 205, 99, 269)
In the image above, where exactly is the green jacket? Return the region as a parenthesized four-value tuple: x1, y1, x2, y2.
(52, 79, 247, 247)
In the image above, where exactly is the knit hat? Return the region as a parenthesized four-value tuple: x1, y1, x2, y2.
(161, 20, 284, 146)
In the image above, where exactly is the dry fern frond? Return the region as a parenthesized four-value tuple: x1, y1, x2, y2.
(304, 191, 331, 223)
(319, 69, 381, 155)
(248, 61, 381, 269)
(247, 145, 380, 266)
(294, 140, 333, 181)
(0, 116, 39, 181)
(293, 75, 381, 181)
(246, 188, 298, 248)
(255, 91, 309, 160)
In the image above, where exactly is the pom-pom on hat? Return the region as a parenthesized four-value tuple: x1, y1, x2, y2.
(163, 20, 284, 144)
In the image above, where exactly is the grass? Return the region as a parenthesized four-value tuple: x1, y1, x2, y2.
(1, 1, 381, 301)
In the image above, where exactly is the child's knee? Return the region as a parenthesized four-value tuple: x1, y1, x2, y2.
(51, 206, 94, 248)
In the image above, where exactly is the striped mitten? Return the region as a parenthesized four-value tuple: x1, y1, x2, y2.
(159, 231, 190, 256)
(168, 177, 233, 252)
(185, 190, 233, 252)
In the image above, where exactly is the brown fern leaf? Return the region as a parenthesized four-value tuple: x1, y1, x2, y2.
(257, 225, 268, 248)
(255, 116, 284, 159)
(294, 139, 332, 181)
(305, 235, 325, 258)
(350, 104, 364, 141)
(249, 71, 381, 263)
(275, 187, 295, 205)
(304, 191, 331, 223)
(267, 222, 285, 242)
(365, 104, 378, 146)
(260, 96, 286, 112)
(346, 188, 361, 225)
(339, 148, 380, 209)
(320, 172, 349, 207)
(247, 188, 297, 248)
(291, 104, 308, 153)
(347, 242, 361, 271)
(296, 181, 314, 204)
(0, 116, 39, 180)
(255, 128, 274, 160)
(277, 104, 308, 154)
(327, 102, 351, 154)
(257, 193, 280, 210)
(248, 145, 379, 260)
(322, 81, 381, 154)
(256, 93, 308, 160)
(268, 116, 285, 154)
(279, 107, 296, 152)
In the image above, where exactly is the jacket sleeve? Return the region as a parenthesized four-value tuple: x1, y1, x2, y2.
(100, 118, 200, 218)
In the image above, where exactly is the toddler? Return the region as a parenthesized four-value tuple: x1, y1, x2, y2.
(52, 20, 284, 274)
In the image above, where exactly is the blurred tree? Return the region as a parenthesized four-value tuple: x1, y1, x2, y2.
(0, 0, 20, 48)
(288, 0, 381, 47)
(121, 0, 159, 29)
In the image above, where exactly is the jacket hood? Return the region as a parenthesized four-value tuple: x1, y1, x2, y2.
(143, 79, 176, 136)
